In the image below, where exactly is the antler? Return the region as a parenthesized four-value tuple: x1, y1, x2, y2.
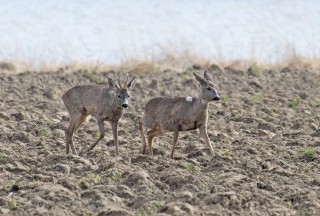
(124, 72, 129, 87)
(116, 73, 122, 88)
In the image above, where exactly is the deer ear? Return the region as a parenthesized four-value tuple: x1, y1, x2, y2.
(204, 71, 213, 82)
(193, 72, 207, 85)
(108, 78, 119, 89)
(127, 77, 136, 90)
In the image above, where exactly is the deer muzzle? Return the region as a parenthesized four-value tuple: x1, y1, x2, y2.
(213, 96, 220, 101)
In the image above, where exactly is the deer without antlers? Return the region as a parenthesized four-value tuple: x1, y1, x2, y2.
(62, 74, 136, 155)
(138, 71, 220, 159)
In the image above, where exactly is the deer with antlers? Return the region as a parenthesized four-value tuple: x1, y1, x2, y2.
(62, 74, 136, 155)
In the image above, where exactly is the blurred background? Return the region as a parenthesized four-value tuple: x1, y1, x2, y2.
(0, 0, 319, 66)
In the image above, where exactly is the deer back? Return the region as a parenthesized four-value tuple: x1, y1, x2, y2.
(62, 74, 136, 120)
(62, 85, 116, 117)
(143, 96, 208, 131)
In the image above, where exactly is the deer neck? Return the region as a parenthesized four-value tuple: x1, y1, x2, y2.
(196, 96, 209, 106)
(193, 97, 209, 113)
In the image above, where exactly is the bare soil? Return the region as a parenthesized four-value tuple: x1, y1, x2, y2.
(0, 66, 320, 215)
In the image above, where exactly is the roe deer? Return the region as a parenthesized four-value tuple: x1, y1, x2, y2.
(62, 74, 136, 155)
(138, 71, 220, 159)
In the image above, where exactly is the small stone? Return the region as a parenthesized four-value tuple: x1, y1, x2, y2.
(180, 203, 195, 215)
(257, 129, 275, 138)
(11, 112, 25, 121)
(0, 207, 10, 214)
(0, 112, 10, 120)
(271, 133, 282, 142)
(261, 161, 272, 170)
(247, 147, 258, 155)
(52, 129, 65, 137)
(299, 92, 308, 100)
(304, 109, 311, 115)
(177, 191, 193, 199)
(310, 123, 318, 131)
(12, 131, 31, 143)
(6, 161, 29, 173)
(273, 167, 294, 176)
(217, 132, 230, 140)
(161, 204, 184, 215)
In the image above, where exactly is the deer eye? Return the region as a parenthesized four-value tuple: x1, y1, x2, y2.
(207, 87, 211, 90)
(118, 95, 121, 98)
(128, 95, 130, 98)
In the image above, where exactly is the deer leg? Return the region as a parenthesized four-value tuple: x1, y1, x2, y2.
(199, 125, 215, 157)
(137, 116, 147, 154)
(88, 119, 105, 151)
(111, 121, 119, 155)
(65, 123, 74, 154)
(147, 128, 163, 156)
(170, 131, 179, 159)
(66, 113, 86, 155)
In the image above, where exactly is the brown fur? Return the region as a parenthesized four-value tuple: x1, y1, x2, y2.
(62, 74, 136, 155)
(138, 71, 220, 158)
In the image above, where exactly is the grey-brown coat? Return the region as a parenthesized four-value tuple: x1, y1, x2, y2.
(138, 71, 220, 158)
(62, 74, 136, 155)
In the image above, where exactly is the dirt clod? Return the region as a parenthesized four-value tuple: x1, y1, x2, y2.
(0, 68, 319, 215)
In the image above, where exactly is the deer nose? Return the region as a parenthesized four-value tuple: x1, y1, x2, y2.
(213, 96, 220, 101)
(122, 104, 128, 109)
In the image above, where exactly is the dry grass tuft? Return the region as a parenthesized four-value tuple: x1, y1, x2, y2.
(117, 49, 214, 74)
(1, 48, 320, 74)
(278, 54, 320, 71)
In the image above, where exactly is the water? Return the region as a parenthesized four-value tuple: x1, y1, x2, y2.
(0, 0, 319, 65)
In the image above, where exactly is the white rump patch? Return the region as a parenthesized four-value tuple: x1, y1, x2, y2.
(186, 96, 193, 102)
